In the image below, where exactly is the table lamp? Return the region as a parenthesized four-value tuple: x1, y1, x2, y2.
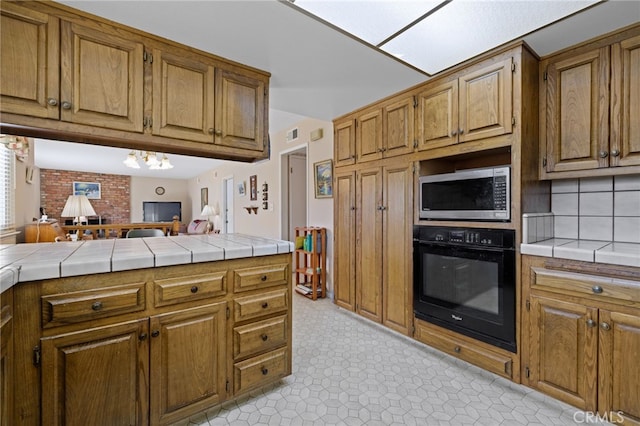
(200, 204, 217, 234)
(61, 195, 96, 240)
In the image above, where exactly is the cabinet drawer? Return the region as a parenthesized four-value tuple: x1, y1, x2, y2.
(415, 320, 513, 379)
(41, 282, 145, 328)
(234, 289, 288, 322)
(233, 315, 287, 360)
(154, 271, 226, 307)
(233, 263, 288, 292)
(532, 268, 640, 307)
(233, 348, 289, 394)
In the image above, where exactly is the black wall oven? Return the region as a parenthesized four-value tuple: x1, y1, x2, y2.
(413, 226, 516, 353)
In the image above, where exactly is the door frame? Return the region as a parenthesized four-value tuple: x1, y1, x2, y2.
(279, 143, 308, 240)
(222, 175, 234, 233)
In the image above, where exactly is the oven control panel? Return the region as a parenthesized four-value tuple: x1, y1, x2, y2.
(414, 226, 514, 249)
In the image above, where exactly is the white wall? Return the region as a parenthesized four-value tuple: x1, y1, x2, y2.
(188, 117, 335, 294)
(130, 177, 191, 222)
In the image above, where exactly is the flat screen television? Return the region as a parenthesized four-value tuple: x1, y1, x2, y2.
(143, 201, 181, 222)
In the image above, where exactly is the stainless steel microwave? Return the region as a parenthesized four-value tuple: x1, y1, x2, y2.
(419, 166, 510, 221)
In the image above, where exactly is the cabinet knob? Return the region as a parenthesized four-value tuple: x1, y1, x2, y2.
(61, 101, 72, 110)
(592, 285, 603, 294)
(261, 275, 268, 282)
(350, 206, 356, 211)
(586, 319, 596, 328)
(600, 322, 611, 331)
(611, 149, 620, 157)
(47, 98, 58, 106)
(190, 286, 198, 293)
(599, 150, 609, 158)
(208, 128, 214, 135)
(261, 334, 269, 342)
(91, 301, 103, 311)
(261, 367, 269, 375)
(458, 128, 464, 135)
(151, 330, 160, 338)
(139, 333, 148, 341)
(454, 346, 461, 353)
(261, 302, 269, 309)
(215, 129, 222, 136)
(451, 130, 457, 136)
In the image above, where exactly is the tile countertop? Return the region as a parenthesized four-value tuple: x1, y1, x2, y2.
(0, 234, 294, 292)
(521, 239, 640, 268)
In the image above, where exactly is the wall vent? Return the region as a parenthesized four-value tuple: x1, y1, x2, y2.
(286, 128, 298, 143)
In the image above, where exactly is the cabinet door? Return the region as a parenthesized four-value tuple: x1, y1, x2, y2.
(334, 119, 356, 167)
(528, 296, 598, 411)
(544, 48, 610, 172)
(356, 168, 383, 322)
(383, 96, 414, 158)
(610, 34, 640, 168)
(334, 170, 356, 311)
(0, 290, 13, 426)
(214, 68, 266, 152)
(152, 47, 215, 143)
(41, 319, 149, 426)
(150, 302, 226, 425)
(459, 57, 513, 143)
(417, 79, 458, 151)
(598, 310, 640, 424)
(0, 3, 59, 119)
(357, 109, 383, 163)
(60, 20, 144, 133)
(381, 164, 413, 335)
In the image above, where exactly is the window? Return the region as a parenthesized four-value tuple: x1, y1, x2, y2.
(0, 143, 15, 231)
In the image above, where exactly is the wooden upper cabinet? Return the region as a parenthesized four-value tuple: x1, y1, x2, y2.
(418, 57, 513, 151)
(418, 78, 458, 150)
(543, 47, 610, 173)
(152, 47, 216, 143)
(356, 108, 383, 163)
(334, 118, 356, 167)
(610, 34, 640, 168)
(60, 20, 145, 133)
(0, 3, 59, 119)
(214, 69, 266, 152)
(383, 96, 415, 158)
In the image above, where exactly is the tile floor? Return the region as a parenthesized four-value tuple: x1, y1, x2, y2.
(179, 295, 599, 426)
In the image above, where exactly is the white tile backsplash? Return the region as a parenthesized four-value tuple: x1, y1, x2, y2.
(615, 175, 640, 191)
(580, 192, 613, 216)
(552, 179, 579, 193)
(551, 193, 579, 215)
(614, 191, 640, 216)
(554, 216, 579, 239)
(614, 217, 640, 243)
(580, 176, 613, 192)
(579, 216, 613, 241)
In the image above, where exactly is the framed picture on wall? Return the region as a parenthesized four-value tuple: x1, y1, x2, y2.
(238, 182, 246, 196)
(313, 159, 333, 198)
(73, 181, 101, 199)
(201, 187, 208, 211)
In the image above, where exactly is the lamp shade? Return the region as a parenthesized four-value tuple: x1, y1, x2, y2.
(201, 205, 216, 217)
(61, 195, 96, 218)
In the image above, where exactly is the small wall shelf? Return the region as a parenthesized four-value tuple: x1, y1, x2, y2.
(294, 227, 326, 300)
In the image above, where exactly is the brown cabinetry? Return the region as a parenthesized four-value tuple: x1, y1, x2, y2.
(334, 119, 356, 167)
(417, 57, 513, 151)
(0, 1, 270, 162)
(333, 162, 413, 335)
(0, 288, 13, 426)
(540, 27, 640, 177)
(522, 256, 640, 425)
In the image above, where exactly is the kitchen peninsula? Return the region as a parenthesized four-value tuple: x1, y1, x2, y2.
(0, 234, 293, 426)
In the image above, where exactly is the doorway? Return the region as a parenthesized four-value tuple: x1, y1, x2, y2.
(280, 146, 307, 241)
(223, 177, 234, 233)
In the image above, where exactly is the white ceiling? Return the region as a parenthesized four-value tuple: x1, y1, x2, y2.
(34, 0, 639, 179)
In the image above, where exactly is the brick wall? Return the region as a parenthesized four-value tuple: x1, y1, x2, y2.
(40, 170, 131, 224)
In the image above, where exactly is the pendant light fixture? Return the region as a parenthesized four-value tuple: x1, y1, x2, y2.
(123, 151, 173, 170)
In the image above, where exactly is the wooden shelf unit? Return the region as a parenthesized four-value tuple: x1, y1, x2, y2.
(294, 227, 326, 300)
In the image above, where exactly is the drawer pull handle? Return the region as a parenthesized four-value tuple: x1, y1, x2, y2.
(261, 367, 269, 375)
(191, 286, 198, 293)
(261, 302, 269, 309)
(592, 285, 603, 294)
(454, 346, 461, 353)
(261, 275, 268, 282)
(151, 330, 160, 338)
(139, 333, 148, 341)
(600, 322, 611, 331)
(91, 301, 103, 311)
(261, 334, 268, 342)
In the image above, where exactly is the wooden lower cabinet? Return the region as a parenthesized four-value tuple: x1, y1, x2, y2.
(522, 256, 640, 425)
(10, 254, 292, 426)
(0, 288, 13, 426)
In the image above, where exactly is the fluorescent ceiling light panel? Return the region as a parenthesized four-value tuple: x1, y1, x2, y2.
(294, 0, 443, 46)
(381, 0, 600, 74)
